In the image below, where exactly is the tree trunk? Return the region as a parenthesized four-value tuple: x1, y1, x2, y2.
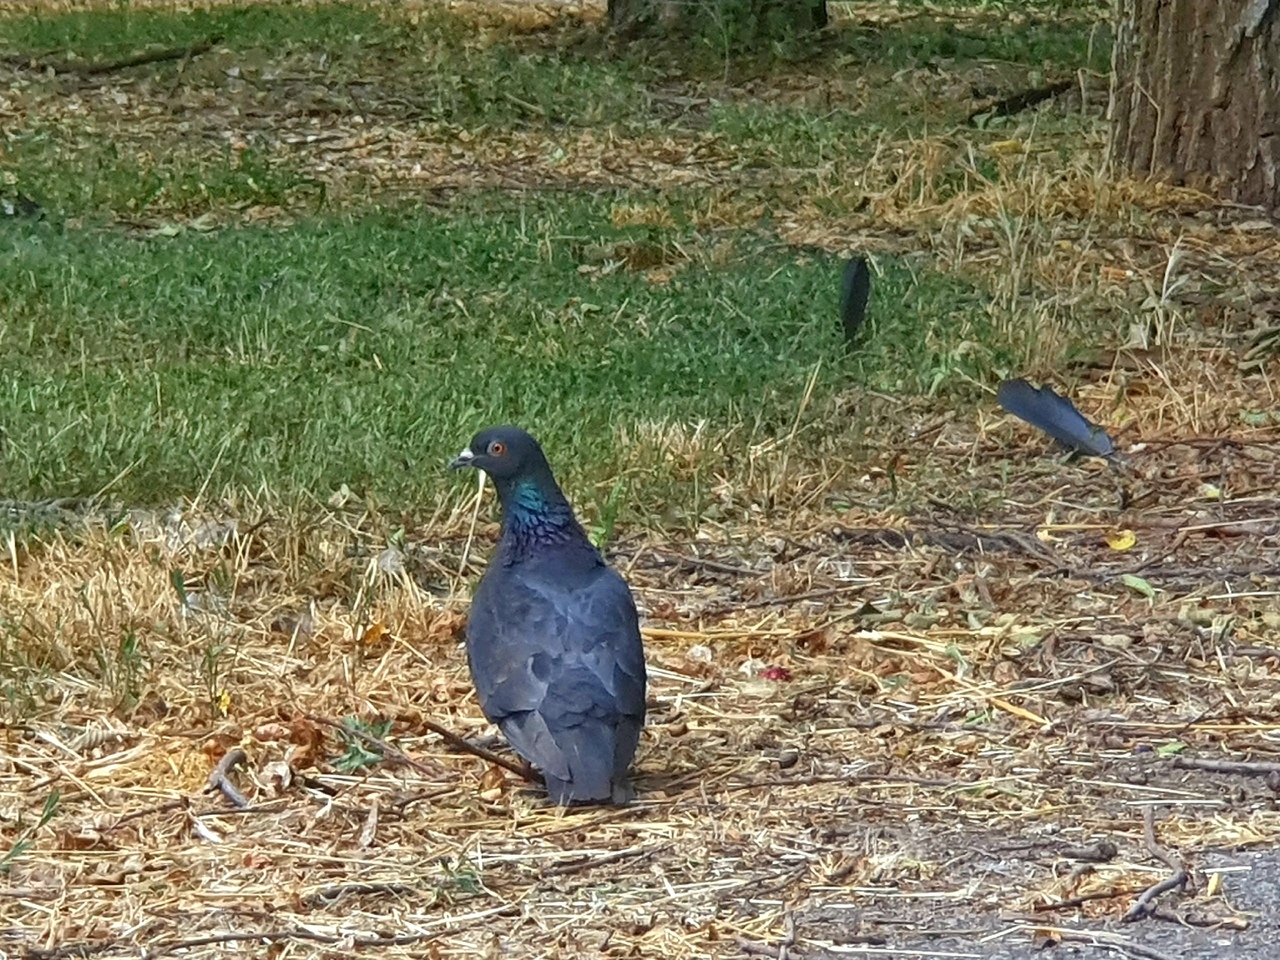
(1109, 0, 1280, 209)
(608, 0, 828, 36)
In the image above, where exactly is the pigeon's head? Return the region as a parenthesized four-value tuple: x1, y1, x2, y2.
(449, 425, 551, 484)
(450, 425, 581, 541)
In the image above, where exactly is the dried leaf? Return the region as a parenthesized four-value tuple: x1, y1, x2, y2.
(1105, 529, 1136, 550)
(361, 621, 390, 650)
(477, 764, 507, 802)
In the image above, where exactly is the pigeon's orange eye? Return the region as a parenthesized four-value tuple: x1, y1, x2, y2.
(487, 440, 507, 457)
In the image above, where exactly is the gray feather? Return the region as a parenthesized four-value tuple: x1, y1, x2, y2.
(996, 378, 1116, 460)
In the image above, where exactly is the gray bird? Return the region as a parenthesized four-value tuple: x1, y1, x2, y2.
(449, 426, 647, 805)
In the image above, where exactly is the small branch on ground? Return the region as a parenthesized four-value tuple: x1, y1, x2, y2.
(738, 909, 799, 960)
(204, 747, 249, 808)
(724, 773, 957, 793)
(740, 942, 795, 959)
(539, 843, 656, 879)
(2, 36, 222, 76)
(1025, 925, 1180, 960)
(302, 881, 420, 907)
(106, 795, 285, 834)
(1124, 873, 1187, 922)
(1151, 906, 1249, 929)
(104, 798, 187, 831)
(143, 905, 521, 957)
(1172, 756, 1280, 776)
(1060, 839, 1119, 862)
(743, 584, 866, 609)
(967, 79, 1074, 124)
(1123, 805, 1188, 922)
(641, 548, 764, 577)
(1233, 646, 1280, 659)
(195, 800, 291, 818)
(419, 716, 538, 782)
(305, 712, 534, 783)
(0, 886, 60, 900)
(1033, 887, 1147, 912)
(0, 907, 524, 958)
(305, 713, 440, 778)
(745, 866, 809, 902)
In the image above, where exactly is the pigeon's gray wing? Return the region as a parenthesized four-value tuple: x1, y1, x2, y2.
(467, 559, 646, 804)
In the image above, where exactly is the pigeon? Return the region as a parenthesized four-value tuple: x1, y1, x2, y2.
(449, 425, 647, 805)
(839, 255, 871, 345)
(996, 378, 1117, 460)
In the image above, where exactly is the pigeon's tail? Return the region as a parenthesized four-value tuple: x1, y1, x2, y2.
(996, 378, 1116, 460)
(541, 718, 637, 806)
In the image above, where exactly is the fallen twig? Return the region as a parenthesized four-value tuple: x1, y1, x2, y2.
(1150, 906, 1248, 929)
(745, 865, 808, 902)
(3, 36, 222, 76)
(742, 584, 866, 609)
(1021, 925, 1180, 960)
(1034, 887, 1147, 912)
(1124, 873, 1187, 922)
(539, 843, 656, 879)
(643, 548, 765, 578)
(1123, 805, 1188, 922)
(305, 713, 441, 778)
(1059, 839, 1119, 862)
(738, 910, 800, 960)
(305, 712, 533, 782)
(967, 79, 1075, 123)
(104, 798, 187, 832)
(302, 881, 420, 907)
(724, 773, 958, 793)
(418, 716, 538, 782)
(194, 800, 291, 818)
(738, 942, 783, 959)
(144, 905, 521, 957)
(0, 886, 60, 900)
(1172, 756, 1280, 776)
(204, 747, 249, 808)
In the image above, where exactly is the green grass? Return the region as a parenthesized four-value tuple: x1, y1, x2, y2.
(843, 10, 1109, 72)
(3, 136, 323, 220)
(0, 2, 397, 61)
(0, 194, 999, 513)
(0, 1, 1116, 518)
(0, 1, 1108, 220)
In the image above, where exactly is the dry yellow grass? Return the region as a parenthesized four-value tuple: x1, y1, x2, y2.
(4, 366, 1280, 957)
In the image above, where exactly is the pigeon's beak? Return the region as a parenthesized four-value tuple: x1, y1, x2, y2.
(448, 447, 476, 470)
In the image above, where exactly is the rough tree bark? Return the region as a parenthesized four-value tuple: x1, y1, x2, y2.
(1109, 0, 1280, 208)
(607, 0, 828, 36)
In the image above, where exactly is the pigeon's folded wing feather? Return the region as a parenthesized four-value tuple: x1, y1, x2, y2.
(466, 560, 645, 795)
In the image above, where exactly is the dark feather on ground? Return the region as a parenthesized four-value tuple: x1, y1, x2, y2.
(840, 256, 871, 345)
(996, 378, 1116, 459)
